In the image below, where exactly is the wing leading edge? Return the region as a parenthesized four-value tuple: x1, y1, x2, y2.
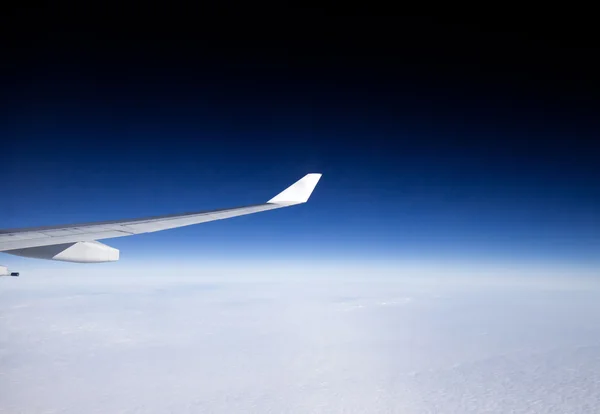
(0, 173, 322, 262)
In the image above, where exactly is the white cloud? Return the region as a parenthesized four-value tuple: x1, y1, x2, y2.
(1, 265, 600, 413)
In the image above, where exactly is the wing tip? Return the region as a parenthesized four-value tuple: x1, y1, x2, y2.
(267, 173, 322, 204)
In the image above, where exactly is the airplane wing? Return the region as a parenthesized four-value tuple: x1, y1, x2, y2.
(0, 173, 322, 264)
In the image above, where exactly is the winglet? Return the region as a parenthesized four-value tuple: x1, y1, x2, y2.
(267, 173, 322, 205)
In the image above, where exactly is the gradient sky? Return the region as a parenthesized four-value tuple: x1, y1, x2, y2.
(2, 14, 600, 266)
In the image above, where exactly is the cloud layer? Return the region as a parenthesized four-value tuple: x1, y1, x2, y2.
(2, 267, 600, 413)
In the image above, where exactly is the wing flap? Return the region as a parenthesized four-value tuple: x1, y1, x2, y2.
(1, 230, 132, 251)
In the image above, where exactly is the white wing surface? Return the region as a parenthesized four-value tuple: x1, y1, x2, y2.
(0, 173, 322, 263)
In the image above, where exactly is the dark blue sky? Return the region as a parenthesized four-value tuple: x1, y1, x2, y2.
(2, 13, 600, 265)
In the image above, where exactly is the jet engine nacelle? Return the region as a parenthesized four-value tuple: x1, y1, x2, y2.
(7, 241, 119, 263)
